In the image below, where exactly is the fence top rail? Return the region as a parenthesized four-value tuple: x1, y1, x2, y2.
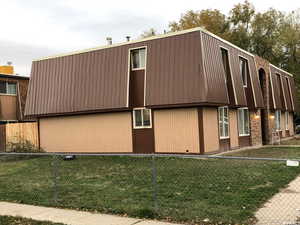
(0, 152, 299, 162)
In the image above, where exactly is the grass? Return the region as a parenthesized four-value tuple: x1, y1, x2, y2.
(0, 152, 300, 224)
(0, 216, 65, 225)
(226, 147, 300, 159)
(280, 137, 300, 145)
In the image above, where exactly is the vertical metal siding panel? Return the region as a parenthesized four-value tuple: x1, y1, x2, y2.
(289, 77, 296, 110)
(248, 56, 264, 108)
(93, 52, 100, 109)
(202, 33, 228, 104)
(270, 69, 282, 109)
(26, 62, 37, 115)
(283, 77, 292, 111)
(114, 47, 122, 107)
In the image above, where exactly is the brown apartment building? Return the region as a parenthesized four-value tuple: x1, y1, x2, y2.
(24, 27, 296, 154)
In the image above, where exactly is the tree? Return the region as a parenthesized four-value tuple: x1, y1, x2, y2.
(169, 9, 230, 39)
(228, 0, 255, 50)
(250, 9, 285, 63)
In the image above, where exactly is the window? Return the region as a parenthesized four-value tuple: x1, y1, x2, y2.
(133, 108, 151, 129)
(131, 48, 146, 70)
(0, 81, 16, 95)
(238, 108, 250, 136)
(239, 57, 248, 87)
(218, 106, 229, 138)
(221, 48, 230, 76)
(275, 110, 281, 131)
(285, 111, 289, 130)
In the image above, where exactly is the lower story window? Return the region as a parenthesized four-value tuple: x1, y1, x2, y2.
(275, 110, 281, 131)
(238, 108, 249, 136)
(133, 108, 152, 129)
(218, 106, 229, 138)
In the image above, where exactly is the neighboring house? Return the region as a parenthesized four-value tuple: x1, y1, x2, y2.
(24, 27, 296, 154)
(0, 64, 37, 151)
(0, 64, 29, 123)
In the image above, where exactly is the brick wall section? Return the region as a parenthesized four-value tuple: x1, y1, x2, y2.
(250, 109, 262, 146)
(254, 56, 275, 144)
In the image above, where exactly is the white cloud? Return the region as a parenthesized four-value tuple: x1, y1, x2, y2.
(0, 0, 299, 75)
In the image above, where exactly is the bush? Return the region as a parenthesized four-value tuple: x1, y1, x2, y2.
(6, 140, 44, 153)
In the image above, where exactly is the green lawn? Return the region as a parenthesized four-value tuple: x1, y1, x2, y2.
(280, 137, 300, 145)
(0, 152, 300, 224)
(226, 147, 300, 158)
(0, 216, 65, 225)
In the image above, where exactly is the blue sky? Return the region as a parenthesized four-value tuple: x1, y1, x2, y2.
(0, 0, 299, 76)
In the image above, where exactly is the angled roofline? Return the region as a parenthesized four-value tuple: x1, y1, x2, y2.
(34, 26, 256, 61)
(270, 64, 293, 77)
(0, 73, 30, 80)
(33, 26, 293, 77)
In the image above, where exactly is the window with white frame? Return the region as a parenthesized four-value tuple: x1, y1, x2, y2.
(275, 110, 281, 131)
(218, 106, 229, 138)
(133, 108, 151, 129)
(131, 48, 146, 70)
(238, 108, 250, 136)
(0, 81, 17, 95)
(239, 57, 248, 87)
(285, 111, 289, 130)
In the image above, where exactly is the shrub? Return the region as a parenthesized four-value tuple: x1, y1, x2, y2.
(6, 140, 44, 153)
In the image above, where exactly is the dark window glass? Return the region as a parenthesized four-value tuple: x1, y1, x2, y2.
(0, 82, 6, 94)
(134, 110, 142, 127)
(239, 58, 248, 87)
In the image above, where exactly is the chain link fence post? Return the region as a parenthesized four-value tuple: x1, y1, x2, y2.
(52, 154, 59, 205)
(152, 155, 158, 213)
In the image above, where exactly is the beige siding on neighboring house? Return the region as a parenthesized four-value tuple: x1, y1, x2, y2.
(0, 95, 17, 121)
(39, 112, 133, 152)
(154, 108, 200, 153)
(229, 109, 239, 148)
(203, 107, 219, 152)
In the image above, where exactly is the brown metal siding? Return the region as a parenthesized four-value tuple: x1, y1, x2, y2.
(26, 46, 129, 117)
(282, 77, 292, 111)
(270, 68, 282, 110)
(245, 54, 264, 108)
(129, 70, 145, 108)
(289, 76, 296, 111)
(201, 33, 229, 105)
(201, 33, 264, 108)
(269, 65, 294, 110)
(145, 31, 206, 106)
(26, 31, 206, 117)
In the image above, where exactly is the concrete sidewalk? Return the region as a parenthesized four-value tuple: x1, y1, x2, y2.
(0, 202, 182, 225)
(255, 175, 300, 225)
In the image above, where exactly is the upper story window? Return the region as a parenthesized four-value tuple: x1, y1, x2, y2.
(275, 110, 281, 131)
(238, 108, 250, 136)
(133, 108, 151, 129)
(239, 57, 248, 87)
(131, 48, 146, 70)
(221, 48, 230, 76)
(0, 81, 17, 95)
(218, 106, 229, 139)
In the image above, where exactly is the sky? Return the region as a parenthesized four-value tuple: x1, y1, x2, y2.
(0, 0, 299, 76)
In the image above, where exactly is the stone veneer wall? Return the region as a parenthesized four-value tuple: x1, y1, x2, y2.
(254, 56, 274, 144)
(250, 110, 262, 146)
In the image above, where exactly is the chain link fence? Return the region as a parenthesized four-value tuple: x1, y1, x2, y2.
(1, 152, 300, 225)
